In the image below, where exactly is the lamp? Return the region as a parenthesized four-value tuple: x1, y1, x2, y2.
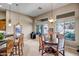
(48, 17, 54, 23)
(8, 4, 12, 26)
(48, 3, 56, 23)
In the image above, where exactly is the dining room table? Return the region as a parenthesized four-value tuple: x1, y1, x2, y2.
(43, 40, 58, 46)
(42, 40, 58, 55)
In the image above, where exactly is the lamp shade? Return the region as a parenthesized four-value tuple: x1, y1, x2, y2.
(48, 18, 54, 23)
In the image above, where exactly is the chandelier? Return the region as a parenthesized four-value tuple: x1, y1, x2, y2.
(48, 3, 56, 23)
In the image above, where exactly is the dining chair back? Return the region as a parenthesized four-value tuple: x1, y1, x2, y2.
(39, 35, 44, 50)
(57, 34, 65, 56)
(39, 35, 48, 55)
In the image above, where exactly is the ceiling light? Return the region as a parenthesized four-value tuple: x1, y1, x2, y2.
(48, 4, 55, 23)
(48, 18, 56, 23)
(48, 18, 54, 23)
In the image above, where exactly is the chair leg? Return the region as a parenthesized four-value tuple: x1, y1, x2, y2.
(18, 46, 21, 56)
(16, 46, 18, 55)
(13, 48, 15, 55)
(39, 47, 40, 52)
(21, 45, 23, 55)
(63, 50, 65, 56)
(56, 51, 59, 56)
(41, 49, 44, 56)
(39, 46, 41, 52)
(11, 49, 14, 56)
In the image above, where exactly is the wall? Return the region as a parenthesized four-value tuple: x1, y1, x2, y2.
(0, 12, 6, 33)
(6, 10, 33, 40)
(0, 12, 6, 19)
(34, 3, 79, 47)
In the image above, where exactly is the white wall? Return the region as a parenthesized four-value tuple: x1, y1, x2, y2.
(0, 12, 6, 19)
(6, 10, 33, 40)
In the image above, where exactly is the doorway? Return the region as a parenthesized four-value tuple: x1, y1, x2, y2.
(36, 24, 48, 35)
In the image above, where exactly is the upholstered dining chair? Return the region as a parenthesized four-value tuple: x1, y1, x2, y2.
(39, 35, 50, 55)
(0, 39, 14, 56)
(39, 35, 43, 52)
(56, 34, 65, 56)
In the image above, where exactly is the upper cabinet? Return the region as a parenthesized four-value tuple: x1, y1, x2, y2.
(0, 19, 6, 31)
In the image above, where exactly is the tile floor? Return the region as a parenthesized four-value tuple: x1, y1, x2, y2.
(23, 39, 78, 56)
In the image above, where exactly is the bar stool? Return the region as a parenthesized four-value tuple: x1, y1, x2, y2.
(13, 34, 24, 56)
(0, 39, 14, 56)
(18, 34, 24, 56)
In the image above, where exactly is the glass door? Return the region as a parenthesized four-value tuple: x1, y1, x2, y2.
(56, 19, 75, 41)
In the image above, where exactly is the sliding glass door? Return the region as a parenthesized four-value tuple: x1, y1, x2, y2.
(56, 18, 75, 41)
(36, 24, 48, 35)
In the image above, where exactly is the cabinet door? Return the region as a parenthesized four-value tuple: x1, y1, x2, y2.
(0, 20, 6, 30)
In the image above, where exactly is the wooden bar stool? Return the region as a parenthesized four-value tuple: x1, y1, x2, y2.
(0, 39, 14, 56)
(13, 34, 24, 56)
(13, 39, 19, 55)
(18, 34, 24, 56)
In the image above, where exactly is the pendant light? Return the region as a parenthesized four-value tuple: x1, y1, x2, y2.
(48, 3, 55, 23)
(16, 4, 20, 24)
(8, 4, 11, 26)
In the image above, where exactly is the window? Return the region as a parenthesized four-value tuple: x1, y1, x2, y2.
(56, 20, 75, 41)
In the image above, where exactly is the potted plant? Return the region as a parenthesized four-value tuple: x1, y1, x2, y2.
(0, 33, 4, 41)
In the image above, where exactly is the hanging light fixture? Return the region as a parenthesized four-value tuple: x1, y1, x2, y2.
(48, 3, 55, 23)
(16, 4, 20, 24)
(8, 4, 11, 26)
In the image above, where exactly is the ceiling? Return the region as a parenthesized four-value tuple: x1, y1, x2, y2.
(0, 3, 69, 17)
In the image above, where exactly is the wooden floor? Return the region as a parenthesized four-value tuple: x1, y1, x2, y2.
(23, 39, 78, 56)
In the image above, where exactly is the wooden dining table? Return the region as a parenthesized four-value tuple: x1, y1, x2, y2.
(43, 41, 58, 46)
(42, 40, 58, 55)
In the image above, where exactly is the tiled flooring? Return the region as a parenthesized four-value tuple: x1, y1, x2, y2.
(23, 39, 78, 56)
